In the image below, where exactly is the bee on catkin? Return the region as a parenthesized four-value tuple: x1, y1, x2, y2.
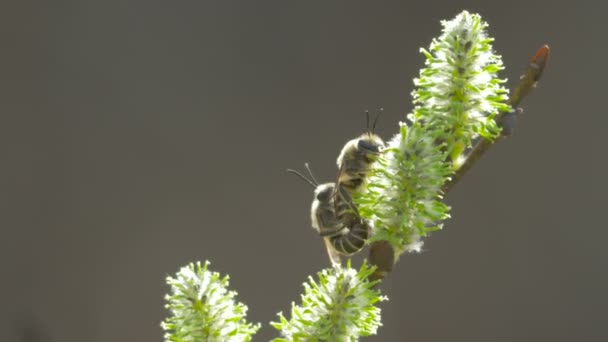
(333, 111, 395, 282)
(288, 164, 370, 266)
(333, 110, 385, 242)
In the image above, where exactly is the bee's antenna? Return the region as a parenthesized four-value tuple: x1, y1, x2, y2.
(372, 108, 382, 133)
(304, 163, 320, 186)
(287, 166, 318, 189)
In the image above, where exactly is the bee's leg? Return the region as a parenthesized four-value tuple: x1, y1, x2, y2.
(337, 184, 358, 214)
(323, 238, 343, 267)
(499, 107, 524, 137)
(318, 226, 346, 237)
(316, 209, 347, 237)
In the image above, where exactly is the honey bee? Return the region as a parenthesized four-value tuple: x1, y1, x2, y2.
(288, 164, 370, 266)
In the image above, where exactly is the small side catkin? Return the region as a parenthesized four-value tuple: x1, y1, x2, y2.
(161, 261, 260, 342)
(271, 261, 387, 342)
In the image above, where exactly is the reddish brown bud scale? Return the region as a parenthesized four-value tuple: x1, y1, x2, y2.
(531, 45, 550, 82)
(510, 44, 551, 108)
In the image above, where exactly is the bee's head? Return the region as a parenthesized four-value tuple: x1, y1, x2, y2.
(357, 133, 384, 154)
(314, 183, 335, 202)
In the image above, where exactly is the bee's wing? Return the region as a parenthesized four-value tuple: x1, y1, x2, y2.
(323, 237, 343, 267)
(334, 163, 346, 196)
(333, 163, 350, 221)
(333, 182, 358, 216)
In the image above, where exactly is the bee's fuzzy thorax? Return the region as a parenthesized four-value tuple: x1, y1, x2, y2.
(336, 133, 384, 168)
(336, 138, 358, 168)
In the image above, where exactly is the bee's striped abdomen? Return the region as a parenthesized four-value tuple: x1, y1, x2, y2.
(329, 222, 370, 255)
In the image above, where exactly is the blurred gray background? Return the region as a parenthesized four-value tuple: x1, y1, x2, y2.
(1, 1, 606, 341)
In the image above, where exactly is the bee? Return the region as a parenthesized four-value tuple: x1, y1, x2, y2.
(333, 111, 395, 282)
(288, 164, 370, 266)
(334, 110, 385, 233)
